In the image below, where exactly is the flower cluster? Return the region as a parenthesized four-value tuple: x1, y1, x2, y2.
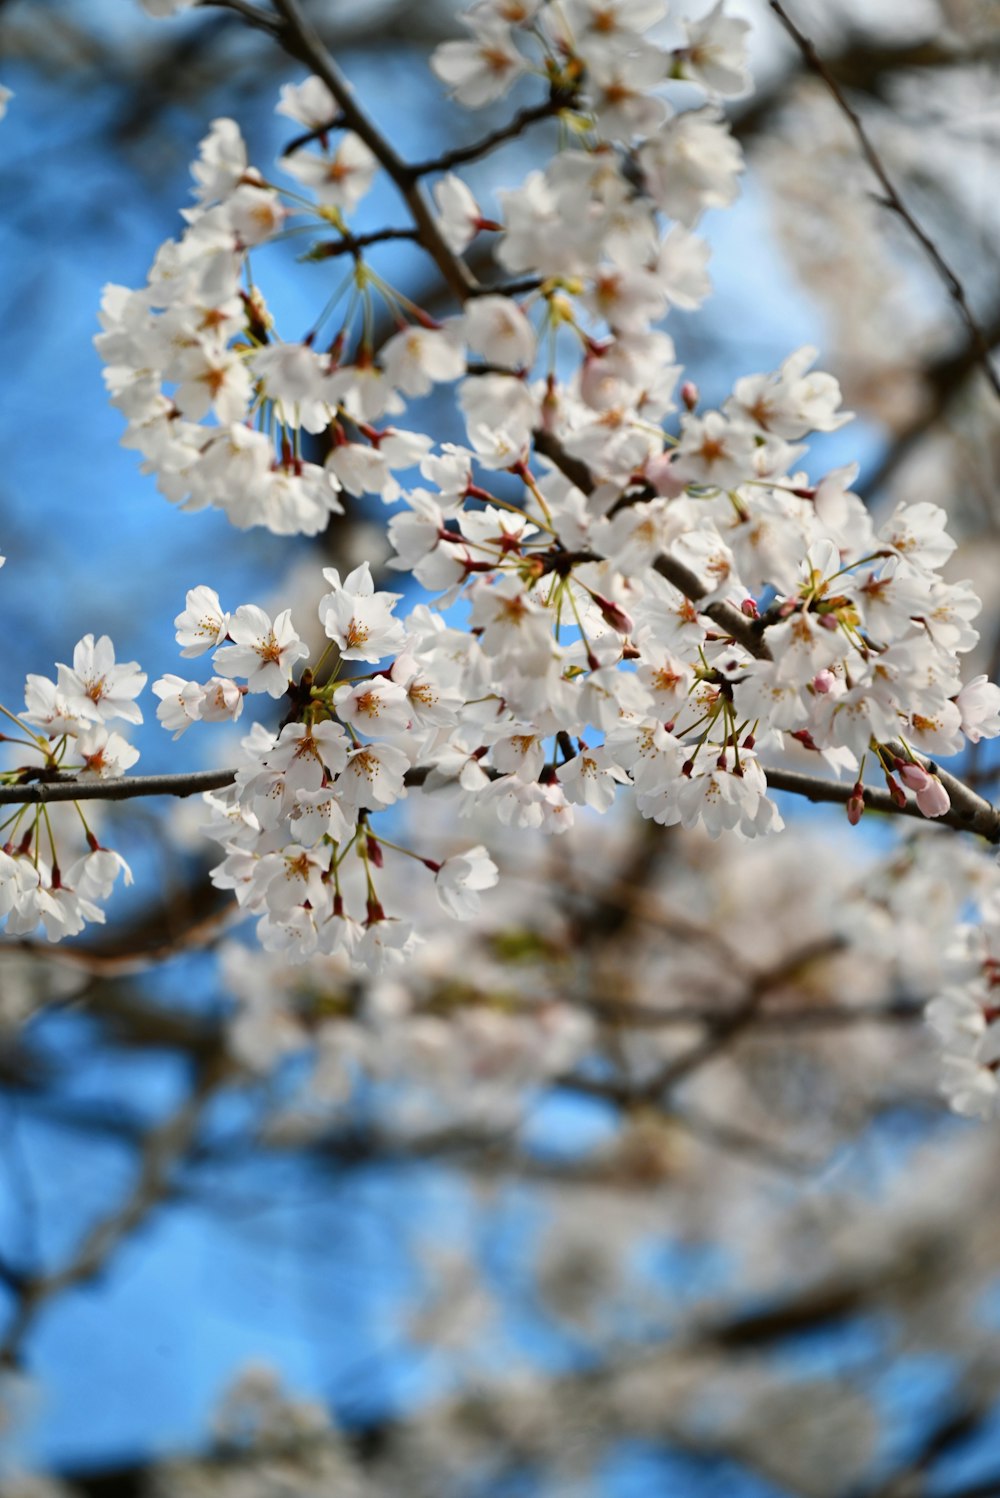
(928, 892, 1000, 1120)
(153, 569, 499, 967)
(0, 618, 140, 939)
(44, 0, 1000, 1111)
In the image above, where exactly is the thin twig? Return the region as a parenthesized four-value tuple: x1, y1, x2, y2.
(408, 92, 574, 177)
(0, 1056, 226, 1365)
(196, 0, 280, 34)
(768, 0, 1000, 404)
(307, 225, 420, 259)
(532, 430, 769, 657)
(280, 113, 346, 155)
(269, 0, 477, 300)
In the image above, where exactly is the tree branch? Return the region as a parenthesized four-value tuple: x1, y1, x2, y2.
(196, 0, 280, 35)
(0, 768, 237, 806)
(768, 0, 1000, 405)
(859, 300, 1000, 500)
(766, 762, 1000, 844)
(532, 430, 769, 657)
(408, 91, 574, 177)
(0, 1055, 226, 1366)
(269, 0, 477, 300)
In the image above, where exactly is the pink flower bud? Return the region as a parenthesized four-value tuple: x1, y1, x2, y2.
(591, 592, 635, 636)
(896, 761, 930, 792)
(740, 598, 759, 619)
(883, 771, 907, 809)
(846, 784, 864, 825)
(915, 775, 951, 819)
(365, 834, 383, 868)
(812, 670, 836, 694)
(681, 380, 699, 411)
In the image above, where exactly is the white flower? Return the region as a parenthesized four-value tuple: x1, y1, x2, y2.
(729, 347, 851, 440)
(434, 846, 499, 918)
(250, 847, 331, 920)
(23, 675, 80, 736)
(250, 342, 334, 433)
(463, 294, 536, 370)
(276, 76, 337, 131)
(191, 118, 247, 206)
(214, 606, 309, 697)
(638, 107, 743, 226)
(154, 675, 207, 737)
(66, 847, 133, 901)
(354, 918, 419, 976)
(431, 23, 527, 108)
(200, 676, 245, 724)
(956, 675, 1000, 744)
(57, 635, 147, 726)
(672, 410, 756, 488)
(282, 133, 378, 211)
(76, 725, 141, 777)
(434, 174, 485, 253)
(319, 562, 406, 663)
(559, 747, 631, 812)
(879, 501, 956, 575)
(332, 678, 412, 736)
(679, 1, 752, 99)
(225, 183, 288, 246)
(586, 50, 668, 142)
(174, 344, 253, 424)
(381, 324, 465, 398)
(470, 574, 553, 670)
(175, 585, 229, 656)
(337, 742, 410, 812)
(0, 850, 39, 921)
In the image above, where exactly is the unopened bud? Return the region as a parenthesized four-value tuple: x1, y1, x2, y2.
(740, 597, 759, 619)
(895, 760, 930, 793)
(681, 380, 699, 411)
(916, 774, 951, 819)
(812, 669, 836, 695)
(365, 834, 383, 868)
(883, 770, 907, 809)
(591, 592, 635, 636)
(846, 784, 865, 826)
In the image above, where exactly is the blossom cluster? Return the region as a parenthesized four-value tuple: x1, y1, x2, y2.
(3, 0, 989, 1114)
(0, 620, 140, 939)
(928, 893, 1000, 1120)
(152, 572, 499, 968)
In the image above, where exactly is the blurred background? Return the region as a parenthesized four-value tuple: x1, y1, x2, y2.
(2, 0, 1000, 1493)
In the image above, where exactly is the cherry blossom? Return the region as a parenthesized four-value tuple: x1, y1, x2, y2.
(213, 606, 310, 698)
